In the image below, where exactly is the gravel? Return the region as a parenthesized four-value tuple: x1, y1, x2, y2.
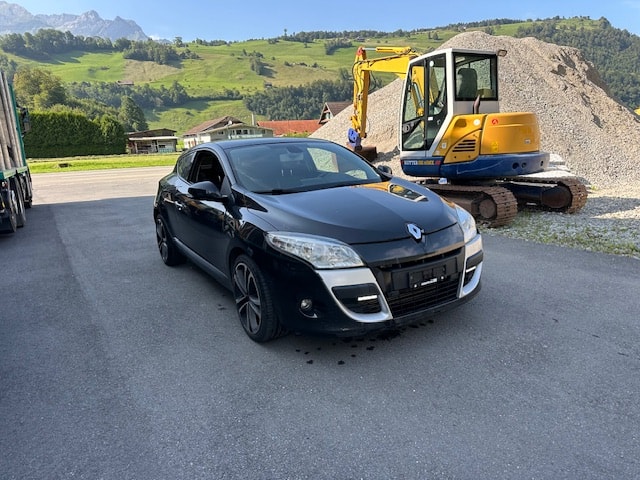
(311, 32, 640, 259)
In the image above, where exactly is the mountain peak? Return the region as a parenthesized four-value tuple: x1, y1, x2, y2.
(0, 2, 148, 41)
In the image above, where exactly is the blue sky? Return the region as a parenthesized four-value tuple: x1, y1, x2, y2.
(12, 0, 640, 41)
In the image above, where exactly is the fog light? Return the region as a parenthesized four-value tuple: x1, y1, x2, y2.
(300, 298, 313, 312)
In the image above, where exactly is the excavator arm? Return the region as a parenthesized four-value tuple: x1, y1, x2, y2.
(349, 46, 418, 155)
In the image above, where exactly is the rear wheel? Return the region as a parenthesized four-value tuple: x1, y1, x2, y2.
(22, 175, 33, 209)
(155, 214, 184, 266)
(14, 179, 26, 228)
(0, 188, 18, 233)
(232, 254, 284, 342)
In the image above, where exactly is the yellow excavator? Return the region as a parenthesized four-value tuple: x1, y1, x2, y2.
(349, 46, 587, 227)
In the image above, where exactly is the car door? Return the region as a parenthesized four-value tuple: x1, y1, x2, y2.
(160, 149, 194, 241)
(174, 149, 231, 272)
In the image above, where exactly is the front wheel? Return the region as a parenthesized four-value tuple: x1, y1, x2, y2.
(155, 215, 184, 266)
(232, 254, 284, 342)
(0, 189, 17, 233)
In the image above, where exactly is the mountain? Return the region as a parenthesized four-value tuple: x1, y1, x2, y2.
(0, 1, 148, 41)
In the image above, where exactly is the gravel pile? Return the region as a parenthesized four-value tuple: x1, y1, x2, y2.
(311, 32, 640, 257)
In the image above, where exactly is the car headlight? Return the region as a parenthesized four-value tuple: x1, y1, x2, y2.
(455, 205, 478, 243)
(266, 232, 364, 269)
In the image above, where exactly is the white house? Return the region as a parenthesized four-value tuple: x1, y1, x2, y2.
(182, 116, 273, 149)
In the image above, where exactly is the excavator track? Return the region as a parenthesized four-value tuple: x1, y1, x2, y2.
(415, 181, 519, 228)
(502, 176, 588, 214)
(414, 176, 588, 228)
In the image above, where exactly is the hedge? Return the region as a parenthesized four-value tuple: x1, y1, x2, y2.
(22, 111, 126, 158)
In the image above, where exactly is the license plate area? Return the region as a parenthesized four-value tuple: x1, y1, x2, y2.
(391, 257, 459, 291)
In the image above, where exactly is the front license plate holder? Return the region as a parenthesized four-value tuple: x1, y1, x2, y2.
(392, 257, 458, 290)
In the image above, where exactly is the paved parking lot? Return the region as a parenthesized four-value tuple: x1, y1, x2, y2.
(1, 168, 639, 479)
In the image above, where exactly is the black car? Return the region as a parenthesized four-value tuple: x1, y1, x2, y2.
(154, 137, 482, 342)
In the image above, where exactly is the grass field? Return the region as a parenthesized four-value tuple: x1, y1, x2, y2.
(28, 153, 179, 173)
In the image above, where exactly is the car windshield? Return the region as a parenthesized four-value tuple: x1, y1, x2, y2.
(226, 141, 384, 193)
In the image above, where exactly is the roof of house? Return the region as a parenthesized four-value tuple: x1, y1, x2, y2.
(183, 116, 245, 136)
(128, 128, 177, 138)
(319, 101, 351, 123)
(257, 120, 321, 136)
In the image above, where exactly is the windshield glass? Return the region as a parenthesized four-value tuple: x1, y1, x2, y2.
(227, 141, 384, 193)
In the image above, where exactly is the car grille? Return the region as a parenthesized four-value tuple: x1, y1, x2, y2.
(385, 275, 460, 316)
(374, 248, 463, 318)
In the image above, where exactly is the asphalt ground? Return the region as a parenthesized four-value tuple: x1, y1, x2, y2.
(1, 167, 639, 479)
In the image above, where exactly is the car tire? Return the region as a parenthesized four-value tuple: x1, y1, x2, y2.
(155, 215, 184, 266)
(232, 254, 285, 342)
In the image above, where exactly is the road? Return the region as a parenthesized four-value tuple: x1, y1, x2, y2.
(1, 167, 639, 479)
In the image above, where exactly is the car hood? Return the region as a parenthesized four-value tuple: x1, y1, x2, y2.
(246, 179, 460, 244)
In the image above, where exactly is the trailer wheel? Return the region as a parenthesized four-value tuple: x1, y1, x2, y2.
(21, 175, 33, 209)
(1, 188, 18, 233)
(14, 179, 26, 228)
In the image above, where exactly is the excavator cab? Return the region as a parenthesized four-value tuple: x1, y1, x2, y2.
(399, 48, 549, 180)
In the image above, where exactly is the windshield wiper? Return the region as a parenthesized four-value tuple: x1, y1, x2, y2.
(253, 188, 287, 195)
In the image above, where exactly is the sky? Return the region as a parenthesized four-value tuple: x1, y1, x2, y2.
(11, 0, 640, 41)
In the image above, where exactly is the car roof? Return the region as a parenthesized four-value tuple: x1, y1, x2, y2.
(201, 137, 334, 150)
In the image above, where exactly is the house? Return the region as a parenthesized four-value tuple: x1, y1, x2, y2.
(182, 116, 273, 149)
(256, 120, 321, 137)
(319, 101, 351, 124)
(128, 128, 178, 154)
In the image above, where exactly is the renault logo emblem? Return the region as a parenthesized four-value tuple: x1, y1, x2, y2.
(407, 223, 423, 241)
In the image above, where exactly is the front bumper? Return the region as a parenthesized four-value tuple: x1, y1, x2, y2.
(265, 233, 483, 336)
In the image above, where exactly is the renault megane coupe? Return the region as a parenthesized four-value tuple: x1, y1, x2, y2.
(154, 137, 482, 342)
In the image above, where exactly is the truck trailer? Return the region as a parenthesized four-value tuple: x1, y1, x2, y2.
(0, 70, 32, 234)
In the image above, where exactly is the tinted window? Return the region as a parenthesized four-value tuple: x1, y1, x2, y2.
(176, 151, 195, 180)
(190, 151, 225, 188)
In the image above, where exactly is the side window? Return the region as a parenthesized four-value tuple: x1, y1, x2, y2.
(176, 151, 195, 180)
(454, 54, 497, 101)
(190, 151, 225, 189)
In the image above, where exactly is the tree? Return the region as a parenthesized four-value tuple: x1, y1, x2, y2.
(114, 38, 132, 51)
(98, 114, 126, 150)
(0, 33, 26, 55)
(118, 96, 148, 132)
(13, 66, 66, 110)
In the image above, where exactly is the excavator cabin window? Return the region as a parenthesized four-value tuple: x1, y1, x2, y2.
(454, 54, 498, 101)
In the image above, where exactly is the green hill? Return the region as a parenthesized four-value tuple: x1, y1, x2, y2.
(1, 16, 638, 134)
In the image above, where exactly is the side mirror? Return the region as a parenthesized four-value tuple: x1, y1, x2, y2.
(377, 164, 393, 176)
(188, 181, 227, 202)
